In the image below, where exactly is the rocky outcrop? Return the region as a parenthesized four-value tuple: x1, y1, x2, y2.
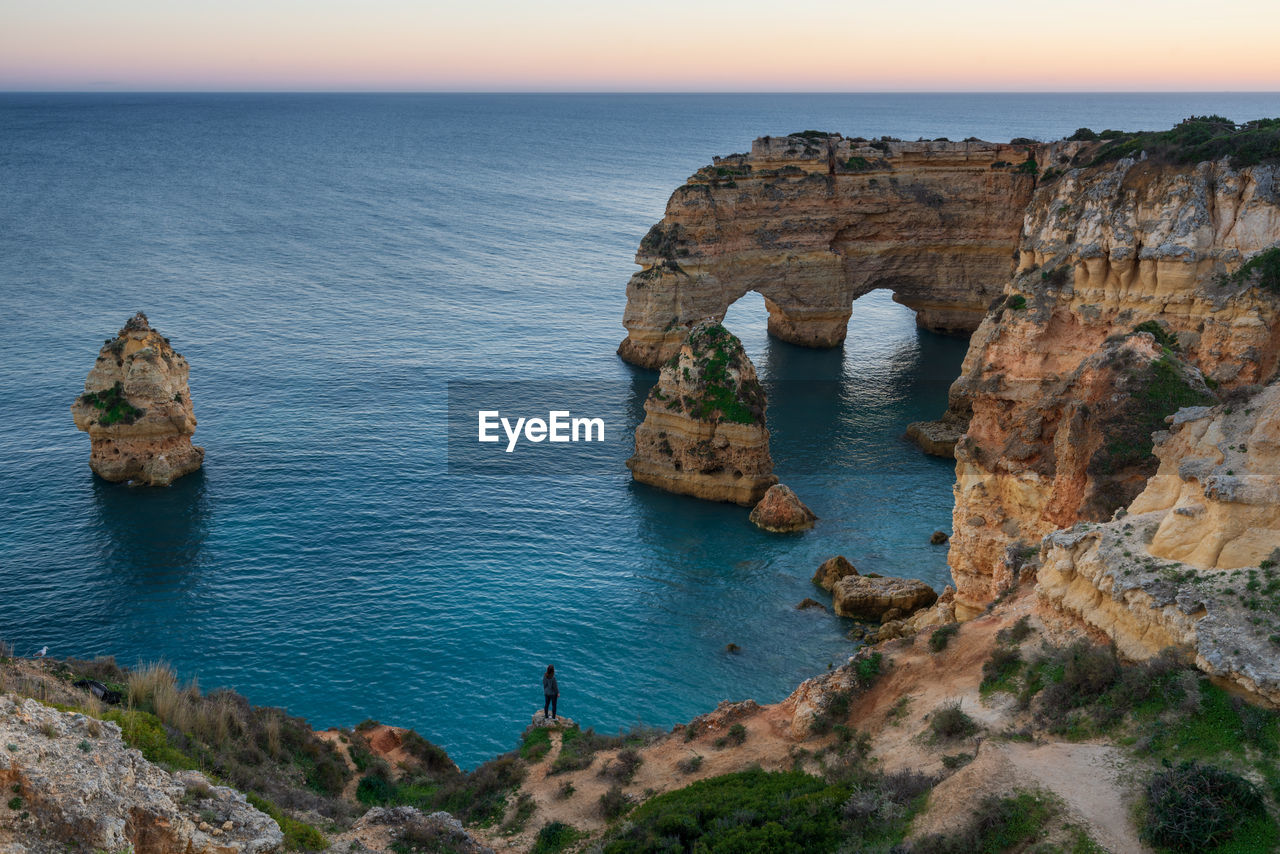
(948, 153, 1280, 617)
(749, 484, 817, 532)
(71, 312, 203, 486)
(812, 555, 860, 589)
(905, 412, 968, 458)
(831, 575, 939, 621)
(1038, 381, 1280, 705)
(618, 134, 1041, 368)
(627, 321, 776, 505)
(0, 695, 281, 854)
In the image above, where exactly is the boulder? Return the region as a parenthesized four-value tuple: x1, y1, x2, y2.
(930, 530, 950, 545)
(812, 555, 858, 590)
(749, 484, 817, 532)
(795, 598, 826, 611)
(831, 574, 938, 621)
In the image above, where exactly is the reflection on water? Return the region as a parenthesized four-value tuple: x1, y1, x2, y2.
(92, 469, 209, 590)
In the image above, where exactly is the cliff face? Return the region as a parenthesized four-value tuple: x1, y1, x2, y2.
(1038, 380, 1280, 705)
(949, 157, 1280, 617)
(618, 134, 1040, 368)
(71, 312, 204, 486)
(0, 695, 282, 854)
(627, 321, 777, 505)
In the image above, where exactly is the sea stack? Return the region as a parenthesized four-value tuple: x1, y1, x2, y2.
(750, 484, 817, 532)
(71, 312, 204, 486)
(627, 320, 777, 505)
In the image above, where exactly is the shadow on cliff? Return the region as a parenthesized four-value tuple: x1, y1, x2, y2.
(91, 469, 210, 583)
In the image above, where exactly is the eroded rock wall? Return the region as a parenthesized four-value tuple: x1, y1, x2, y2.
(618, 135, 1040, 368)
(1037, 381, 1280, 705)
(949, 157, 1280, 616)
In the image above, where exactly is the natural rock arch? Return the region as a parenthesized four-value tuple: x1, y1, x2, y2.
(617, 135, 1039, 369)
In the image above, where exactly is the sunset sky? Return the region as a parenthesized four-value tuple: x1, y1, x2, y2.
(2, 0, 1278, 91)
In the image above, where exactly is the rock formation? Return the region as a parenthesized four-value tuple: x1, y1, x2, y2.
(947, 152, 1280, 617)
(627, 321, 777, 505)
(617, 134, 1040, 369)
(71, 312, 204, 486)
(810, 555, 938, 621)
(829, 575, 939, 621)
(1038, 381, 1280, 706)
(812, 555, 859, 589)
(749, 484, 817, 532)
(0, 695, 281, 854)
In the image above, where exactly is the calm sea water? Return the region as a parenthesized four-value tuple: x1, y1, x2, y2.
(3, 93, 1279, 767)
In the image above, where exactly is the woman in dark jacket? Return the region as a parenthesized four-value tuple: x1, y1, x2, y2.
(543, 665, 559, 720)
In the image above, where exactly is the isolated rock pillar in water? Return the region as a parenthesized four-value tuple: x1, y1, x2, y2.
(71, 311, 204, 486)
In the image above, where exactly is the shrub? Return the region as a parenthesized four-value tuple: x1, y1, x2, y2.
(930, 700, 979, 740)
(996, 616, 1034, 645)
(531, 821, 585, 854)
(942, 753, 973, 769)
(854, 651, 883, 686)
(981, 647, 1023, 694)
(714, 723, 747, 749)
(599, 784, 630, 820)
(1005, 294, 1027, 311)
(431, 753, 526, 827)
(1143, 761, 1267, 851)
(599, 748, 643, 782)
(913, 790, 1055, 853)
(1221, 246, 1280, 293)
(519, 727, 552, 761)
(676, 753, 703, 774)
(1086, 116, 1280, 169)
(1068, 127, 1100, 141)
(1134, 320, 1180, 350)
(929, 623, 959, 653)
(356, 773, 395, 806)
(78, 381, 144, 426)
(602, 769, 852, 853)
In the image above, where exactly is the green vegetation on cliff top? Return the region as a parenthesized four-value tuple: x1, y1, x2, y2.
(1082, 116, 1280, 169)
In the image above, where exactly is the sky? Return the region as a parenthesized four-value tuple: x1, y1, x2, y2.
(1, 0, 1278, 92)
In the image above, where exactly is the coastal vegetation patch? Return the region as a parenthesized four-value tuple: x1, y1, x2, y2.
(78, 381, 144, 427)
(1082, 116, 1280, 169)
(600, 767, 920, 853)
(1220, 245, 1280, 294)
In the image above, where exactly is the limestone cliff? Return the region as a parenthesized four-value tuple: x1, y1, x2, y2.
(627, 321, 776, 505)
(617, 133, 1040, 368)
(1038, 380, 1280, 705)
(948, 153, 1280, 616)
(71, 312, 204, 486)
(0, 694, 281, 854)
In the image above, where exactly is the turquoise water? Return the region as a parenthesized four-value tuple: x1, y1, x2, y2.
(2, 93, 1279, 767)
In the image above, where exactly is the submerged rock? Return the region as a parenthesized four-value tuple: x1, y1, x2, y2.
(71, 312, 203, 486)
(749, 484, 817, 532)
(930, 530, 950, 545)
(832, 574, 938, 621)
(627, 321, 776, 505)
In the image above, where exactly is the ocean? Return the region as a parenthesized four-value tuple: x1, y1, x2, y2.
(2, 92, 1278, 767)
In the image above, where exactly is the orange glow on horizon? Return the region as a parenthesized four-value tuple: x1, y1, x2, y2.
(2, 0, 1278, 91)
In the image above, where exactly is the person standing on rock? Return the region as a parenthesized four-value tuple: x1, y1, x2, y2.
(543, 665, 559, 721)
